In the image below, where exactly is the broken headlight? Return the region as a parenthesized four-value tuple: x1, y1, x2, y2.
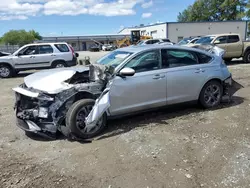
(38, 107, 49, 118)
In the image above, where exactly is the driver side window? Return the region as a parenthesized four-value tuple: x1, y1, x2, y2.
(214, 36, 227, 44)
(124, 50, 160, 73)
(19, 46, 37, 56)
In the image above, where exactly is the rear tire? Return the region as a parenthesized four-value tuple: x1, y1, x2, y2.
(52, 61, 66, 68)
(65, 99, 107, 139)
(243, 50, 250, 63)
(199, 80, 223, 109)
(0, 64, 13, 78)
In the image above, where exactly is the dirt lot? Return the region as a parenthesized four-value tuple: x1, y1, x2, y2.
(0, 55, 250, 188)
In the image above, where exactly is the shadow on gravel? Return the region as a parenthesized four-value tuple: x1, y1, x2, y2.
(226, 60, 247, 66)
(96, 96, 245, 140)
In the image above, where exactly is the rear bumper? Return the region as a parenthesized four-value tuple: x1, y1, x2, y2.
(66, 57, 77, 67)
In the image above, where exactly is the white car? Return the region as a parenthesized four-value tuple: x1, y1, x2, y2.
(0, 42, 78, 78)
(137, 38, 172, 45)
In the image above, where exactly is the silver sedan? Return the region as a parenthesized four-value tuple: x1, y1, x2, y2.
(13, 44, 238, 140)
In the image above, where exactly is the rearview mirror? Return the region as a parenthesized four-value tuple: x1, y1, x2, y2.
(119, 67, 135, 77)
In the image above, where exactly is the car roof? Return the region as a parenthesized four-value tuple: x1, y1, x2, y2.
(116, 44, 213, 55)
(204, 33, 239, 37)
(25, 42, 68, 46)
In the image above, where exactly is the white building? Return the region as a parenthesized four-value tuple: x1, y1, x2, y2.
(119, 21, 248, 43)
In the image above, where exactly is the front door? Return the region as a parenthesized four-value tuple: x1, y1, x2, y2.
(161, 49, 212, 104)
(12, 45, 37, 69)
(108, 50, 167, 116)
(213, 36, 229, 57)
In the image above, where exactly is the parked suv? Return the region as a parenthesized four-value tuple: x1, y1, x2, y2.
(0, 42, 78, 78)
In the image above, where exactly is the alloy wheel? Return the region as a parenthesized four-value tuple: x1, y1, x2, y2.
(75, 105, 103, 134)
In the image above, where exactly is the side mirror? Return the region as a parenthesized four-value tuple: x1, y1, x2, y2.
(214, 40, 220, 44)
(119, 67, 135, 77)
(75, 53, 79, 58)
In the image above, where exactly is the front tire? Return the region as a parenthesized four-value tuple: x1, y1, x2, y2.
(65, 99, 107, 139)
(0, 64, 13, 78)
(199, 80, 223, 108)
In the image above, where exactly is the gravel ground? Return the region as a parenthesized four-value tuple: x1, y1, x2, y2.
(0, 53, 250, 188)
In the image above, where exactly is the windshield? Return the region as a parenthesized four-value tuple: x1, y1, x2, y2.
(97, 51, 133, 67)
(137, 41, 145, 45)
(195, 36, 215, 44)
(178, 38, 191, 45)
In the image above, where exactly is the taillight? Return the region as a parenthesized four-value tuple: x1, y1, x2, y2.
(69, 45, 75, 57)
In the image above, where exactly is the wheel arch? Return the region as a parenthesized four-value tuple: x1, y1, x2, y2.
(51, 59, 67, 67)
(198, 77, 223, 99)
(0, 62, 14, 69)
(55, 91, 97, 125)
(243, 46, 250, 55)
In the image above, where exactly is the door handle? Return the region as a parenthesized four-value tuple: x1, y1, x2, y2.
(30, 56, 35, 58)
(153, 74, 165, 79)
(195, 68, 205, 73)
(51, 54, 56, 56)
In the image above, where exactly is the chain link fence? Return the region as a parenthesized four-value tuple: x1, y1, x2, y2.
(0, 45, 19, 53)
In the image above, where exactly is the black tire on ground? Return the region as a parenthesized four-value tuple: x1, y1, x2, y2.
(52, 61, 66, 68)
(243, 50, 250, 63)
(0, 64, 13, 78)
(199, 80, 223, 109)
(65, 99, 107, 139)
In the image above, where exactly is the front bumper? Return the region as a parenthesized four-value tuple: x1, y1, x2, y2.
(16, 118, 57, 139)
(14, 88, 58, 138)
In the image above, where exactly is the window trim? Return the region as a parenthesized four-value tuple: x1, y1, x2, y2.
(54, 44, 70, 52)
(160, 48, 200, 69)
(19, 45, 38, 56)
(227, 35, 240, 43)
(37, 44, 54, 54)
(214, 36, 228, 44)
(121, 49, 162, 73)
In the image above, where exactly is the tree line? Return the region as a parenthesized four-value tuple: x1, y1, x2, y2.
(0, 30, 42, 46)
(178, 0, 249, 22)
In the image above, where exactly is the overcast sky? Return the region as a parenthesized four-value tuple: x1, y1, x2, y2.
(0, 0, 195, 36)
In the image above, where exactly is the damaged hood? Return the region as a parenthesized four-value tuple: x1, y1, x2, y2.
(23, 64, 115, 94)
(24, 66, 89, 94)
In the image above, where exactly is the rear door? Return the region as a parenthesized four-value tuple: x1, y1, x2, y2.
(162, 49, 213, 104)
(30, 45, 54, 68)
(227, 35, 243, 58)
(108, 49, 167, 116)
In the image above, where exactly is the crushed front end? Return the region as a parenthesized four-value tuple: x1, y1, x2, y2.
(14, 84, 58, 138)
(13, 64, 114, 139)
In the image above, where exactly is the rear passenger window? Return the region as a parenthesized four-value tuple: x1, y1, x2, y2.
(161, 49, 198, 68)
(197, 53, 212, 64)
(54, 44, 69, 52)
(38, 45, 53, 54)
(228, 35, 240, 43)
